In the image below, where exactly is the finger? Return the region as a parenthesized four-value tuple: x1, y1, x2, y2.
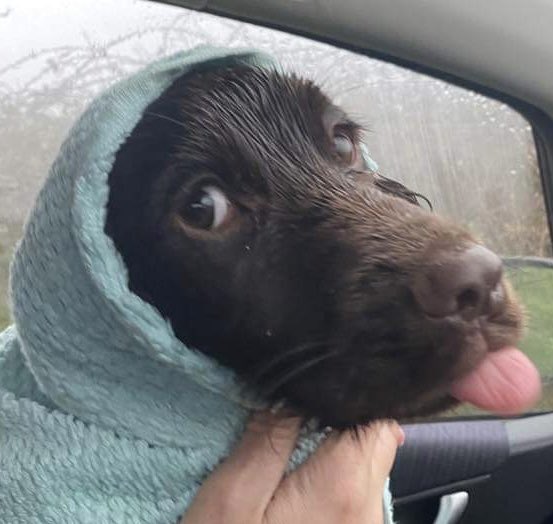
(223, 410, 301, 481)
(267, 420, 402, 523)
(359, 420, 404, 481)
(307, 420, 402, 479)
(195, 411, 301, 518)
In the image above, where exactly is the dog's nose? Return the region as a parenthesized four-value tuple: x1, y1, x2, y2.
(411, 244, 503, 320)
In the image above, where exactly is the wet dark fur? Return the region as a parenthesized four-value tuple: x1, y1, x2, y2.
(105, 64, 522, 428)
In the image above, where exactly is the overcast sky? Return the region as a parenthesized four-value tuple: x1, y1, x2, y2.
(0, 0, 181, 66)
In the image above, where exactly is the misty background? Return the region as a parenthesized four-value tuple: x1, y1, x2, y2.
(0, 0, 550, 338)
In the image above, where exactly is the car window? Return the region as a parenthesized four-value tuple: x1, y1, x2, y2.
(1, 0, 551, 414)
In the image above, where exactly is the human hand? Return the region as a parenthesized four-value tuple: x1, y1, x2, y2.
(180, 412, 404, 524)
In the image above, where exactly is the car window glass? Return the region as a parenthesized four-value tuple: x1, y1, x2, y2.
(1, 0, 551, 414)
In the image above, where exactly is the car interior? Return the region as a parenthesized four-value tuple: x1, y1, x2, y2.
(1, 1, 552, 522)
(167, 3, 553, 523)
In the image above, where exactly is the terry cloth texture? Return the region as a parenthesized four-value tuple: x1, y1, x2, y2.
(0, 47, 395, 523)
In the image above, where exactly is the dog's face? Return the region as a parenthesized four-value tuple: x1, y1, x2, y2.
(106, 65, 523, 428)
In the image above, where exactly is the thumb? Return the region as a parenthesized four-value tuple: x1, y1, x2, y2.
(182, 411, 300, 523)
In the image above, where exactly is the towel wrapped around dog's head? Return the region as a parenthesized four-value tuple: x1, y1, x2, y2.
(0, 47, 394, 523)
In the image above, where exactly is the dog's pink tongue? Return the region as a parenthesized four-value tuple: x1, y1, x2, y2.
(449, 347, 541, 415)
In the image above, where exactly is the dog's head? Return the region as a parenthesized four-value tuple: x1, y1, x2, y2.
(106, 65, 523, 428)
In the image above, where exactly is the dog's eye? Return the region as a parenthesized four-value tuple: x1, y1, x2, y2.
(332, 132, 357, 166)
(180, 186, 232, 230)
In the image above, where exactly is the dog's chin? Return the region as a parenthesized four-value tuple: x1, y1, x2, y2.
(279, 389, 461, 430)
(267, 309, 523, 429)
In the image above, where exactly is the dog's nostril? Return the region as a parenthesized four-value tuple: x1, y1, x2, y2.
(411, 244, 503, 320)
(456, 287, 482, 312)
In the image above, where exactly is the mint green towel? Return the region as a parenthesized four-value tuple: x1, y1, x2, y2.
(0, 47, 395, 524)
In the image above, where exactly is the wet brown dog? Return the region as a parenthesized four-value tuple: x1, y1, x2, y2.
(105, 65, 523, 428)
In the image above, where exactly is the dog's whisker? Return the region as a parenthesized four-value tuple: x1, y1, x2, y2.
(262, 351, 338, 398)
(250, 340, 327, 384)
(144, 111, 187, 129)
